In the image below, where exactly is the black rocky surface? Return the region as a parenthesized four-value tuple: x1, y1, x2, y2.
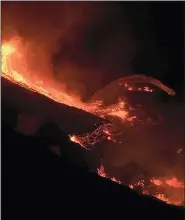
(2, 120, 184, 220)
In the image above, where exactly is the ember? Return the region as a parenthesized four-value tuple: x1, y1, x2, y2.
(177, 148, 183, 154)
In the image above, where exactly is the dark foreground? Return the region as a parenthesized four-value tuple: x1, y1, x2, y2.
(2, 121, 184, 220)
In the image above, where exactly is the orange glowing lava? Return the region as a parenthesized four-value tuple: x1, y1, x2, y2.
(97, 168, 184, 206)
(151, 177, 184, 189)
(97, 161, 121, 184)
(151, 178, 163, 186)
(2, 37, 133, 127)
(166, 177, 184, 188)
(2, 37, 183, 206)
(69, 123, 116, 149)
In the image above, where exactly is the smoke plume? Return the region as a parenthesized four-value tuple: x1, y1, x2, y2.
(2, 2, 137, 100)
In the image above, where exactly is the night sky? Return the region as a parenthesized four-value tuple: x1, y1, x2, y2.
(131, 2, 184, 101)
(2, 2, 184, 100)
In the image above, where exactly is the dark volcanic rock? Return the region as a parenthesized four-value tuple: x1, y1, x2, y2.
(120, 161, 150, 185)
(2, 76, 108, 134)
(2, 120, 184, 220)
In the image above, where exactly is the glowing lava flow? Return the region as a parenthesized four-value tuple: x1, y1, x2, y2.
(1, 38, 130, 123)
(2, 37, 177, 132)
(151, 177, 184, 205)
(2, 37, 184, 206)
(1, 37, 133, 145)
(97, 160, 121, 184)
(2, 37, 175, 128)
(119, 74, 176, 96)
(1, 39, 86, 108)
(97, 163, 184, 206)
(91, 74, 175, 102)
(151, 177, 184, 189)
(69, 123, 117, 149)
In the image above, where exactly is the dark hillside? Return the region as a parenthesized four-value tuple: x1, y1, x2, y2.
(2, 120, 184, 220)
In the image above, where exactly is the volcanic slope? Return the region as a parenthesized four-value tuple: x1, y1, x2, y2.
(2, 76, 108, 134)
(2, 121, 184, 220)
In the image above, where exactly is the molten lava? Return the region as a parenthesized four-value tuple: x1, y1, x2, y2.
(1, 38, 131, 122)
(97, 160, 121, 184)
(97, 163, 184, 206)
(1, 37, 184, 206)
(2, 37, 139, 146)
(69, 123, 115, 149)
